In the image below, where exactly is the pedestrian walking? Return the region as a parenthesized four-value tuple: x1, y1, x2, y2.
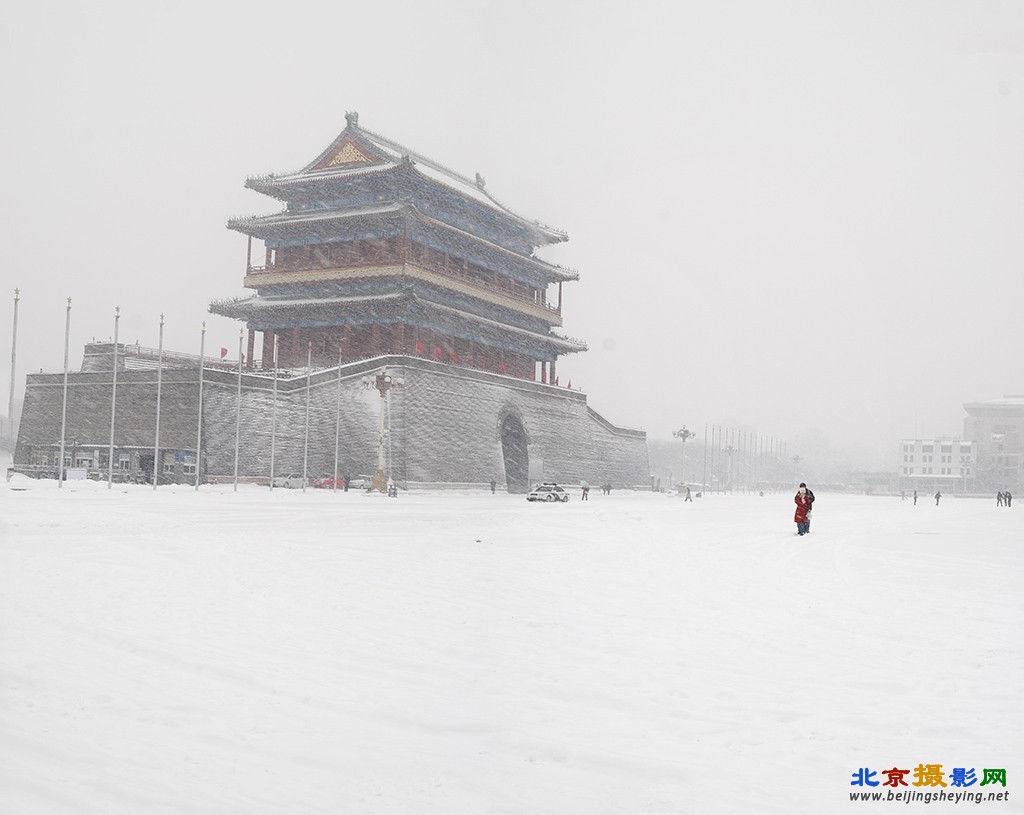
(796, 482, 816, 533)
(935, 490, 941, 505)
(794, 485, 811, 535)
(580, 480, 590, 501)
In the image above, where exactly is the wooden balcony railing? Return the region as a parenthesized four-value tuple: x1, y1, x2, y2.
(247, 255, 561, 316)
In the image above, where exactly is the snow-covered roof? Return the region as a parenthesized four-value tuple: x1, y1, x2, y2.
(208, 290, 585, 354)
(227, 201, 406, 231)
(963, 395, 1024, 412)
(245, 113, 567, 244)
(227, 201, 578, 284)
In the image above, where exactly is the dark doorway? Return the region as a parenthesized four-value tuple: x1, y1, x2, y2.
(500, 413, 529, 493)
(139, 454, 154, 484)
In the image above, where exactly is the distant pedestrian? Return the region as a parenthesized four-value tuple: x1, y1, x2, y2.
(1007, 491, 1013, 507)
(997, 491, 1004, 506)
(580, 480, 590, 501)
(913, 489, 918, 506)
(343, 474, 350, 492)
(935, 490, 941, 505)
(684, 486, 692, 502)
(794, 486, 811, 535)
(490, 479, 496, 494)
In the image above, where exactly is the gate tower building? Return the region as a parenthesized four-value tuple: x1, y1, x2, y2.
(14, 114, 649, 491)
(211, 111, 582, 382)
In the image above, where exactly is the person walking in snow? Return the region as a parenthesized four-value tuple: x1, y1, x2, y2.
(997, 491, 1004, 506)
(934, 490, 942, 505)
(684, 486, 693, 502)
(913, 489, 918, 506)
(795, 482, 815, 533)
(794, 486, 811, 535)
(580, 480, 590, 501)
(1006, 491, 1013, 507)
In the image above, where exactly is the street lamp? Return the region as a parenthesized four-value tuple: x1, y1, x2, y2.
(362, 368, 404, 492)
(672, 426, 695, 493)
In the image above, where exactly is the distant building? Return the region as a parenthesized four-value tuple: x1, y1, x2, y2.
(898, 438, 974, 493)
(963, 396, 1024, 492)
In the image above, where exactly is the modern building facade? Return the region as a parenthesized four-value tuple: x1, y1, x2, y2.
(897, 438, 974, 494)
(963, 396, 1024, 492)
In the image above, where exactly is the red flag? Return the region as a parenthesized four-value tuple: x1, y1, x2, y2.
(220, 347, 228, 359)
(566, 379, 572, 389)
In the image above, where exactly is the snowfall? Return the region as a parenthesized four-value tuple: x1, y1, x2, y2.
(0, 478, 1020, 814)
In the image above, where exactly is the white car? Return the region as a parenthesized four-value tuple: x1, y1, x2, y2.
(272, 473, 307, 489)
(527, 484, 569, 502)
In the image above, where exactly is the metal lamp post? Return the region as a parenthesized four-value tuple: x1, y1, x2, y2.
(58, 297, 71, 489)
(362, 368, 404, 493)
(672, 426, 695, 493)
(107, 306, 120, 489)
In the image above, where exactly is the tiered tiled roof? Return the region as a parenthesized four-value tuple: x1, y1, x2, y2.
(243, 112, 567, 247)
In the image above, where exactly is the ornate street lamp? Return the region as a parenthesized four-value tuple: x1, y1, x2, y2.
(672, 426, 695, 493)
(362, 368, 404, 492)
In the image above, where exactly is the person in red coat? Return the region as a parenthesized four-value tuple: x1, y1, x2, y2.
(794, 486, 811, 535)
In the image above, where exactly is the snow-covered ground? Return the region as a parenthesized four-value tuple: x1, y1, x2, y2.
(1, 480, 1019, 814)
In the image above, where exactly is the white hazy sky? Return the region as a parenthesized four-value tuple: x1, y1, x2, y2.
(2, 0, 1022, 469)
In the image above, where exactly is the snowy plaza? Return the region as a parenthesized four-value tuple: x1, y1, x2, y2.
(1, 481, 1019, 813)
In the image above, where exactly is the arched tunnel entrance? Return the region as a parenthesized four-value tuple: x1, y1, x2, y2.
(500, 413, 530, 494)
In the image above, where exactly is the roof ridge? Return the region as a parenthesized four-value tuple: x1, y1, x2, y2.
(356, 124, 481, 192)
(332, 118, 568, 240)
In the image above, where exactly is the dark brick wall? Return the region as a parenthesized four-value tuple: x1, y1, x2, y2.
(16, 354, 649, 488)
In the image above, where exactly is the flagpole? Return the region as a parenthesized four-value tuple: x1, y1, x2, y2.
(8, 288, 18, 435)
(302, 341, 311, 493)
(107, 306, 119, 489)
(269, 334, 278, 491)
(58, 297, 71, 489)
(702, 423, 708, 496)
(153, 314, 164, 490)
(195, 322, 205, 490)
(233, 328, 242, 492)
(333, 347, 341, 493)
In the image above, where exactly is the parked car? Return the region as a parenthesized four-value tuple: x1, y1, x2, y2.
(346, 475, 374, 490)
(527, 483, 569, 502)
(272, 473, 307, 489)
(313, 476, 340, 489)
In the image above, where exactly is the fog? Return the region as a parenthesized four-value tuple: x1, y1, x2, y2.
(2, 1, 1022, 470)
